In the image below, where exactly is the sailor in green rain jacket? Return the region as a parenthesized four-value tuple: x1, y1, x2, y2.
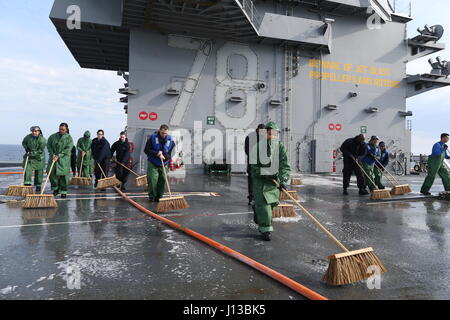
(76, 131, 93, 178)
(249, 121, 291, 241)
(420, 133, 450, 195)
(22, 126, 47, 192)
(47, 123, 74, 198)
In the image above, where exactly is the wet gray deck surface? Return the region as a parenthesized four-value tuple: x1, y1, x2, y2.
(0, 168, 449, 300)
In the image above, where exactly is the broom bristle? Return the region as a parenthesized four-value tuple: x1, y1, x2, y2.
(70, 177, 92, 186)
(5, 185, 35, 197)
(136, 175, 147, 187)
(78, 178, 92, 186)
(280, 190, 299, 201)
(322, 247, 387, 286)
(272, 204, 298, 218)
(370, 189, 391, 200)
(23, 195, 57, 209)
(156, 196, 189, 213)
(96, 175, 121, 190)
(390, 185, 412, 196)
(402, 185, 413, 194)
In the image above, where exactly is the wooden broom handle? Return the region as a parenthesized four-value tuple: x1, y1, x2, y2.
(96, 161, 107, 179)
(42, 160, 56, 195)
(352, 157, 380, 190)
(374, 159, 401, 186)
(22, 155, 29, 186)
(273, 180, 349, 253)
(161, 158, 172, 197)
(79, 153, 85, 178)
(114, 160, 140, 177)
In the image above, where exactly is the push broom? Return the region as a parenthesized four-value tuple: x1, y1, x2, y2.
(23, 160, 57, 209)
(375, 159, 412, 195)
(95, 161, 121, 190)
(352, 157, 391, 200)
(272, 203, 297, 218)
(274, 180, 387, 285)
(70, 154, 92, 186)
(114, 160, 147, 187)
(156, 158, 189, 213)
(291, 178, 303, 186)
(5, 156, 34, 197)
(280, 190, 300, 201)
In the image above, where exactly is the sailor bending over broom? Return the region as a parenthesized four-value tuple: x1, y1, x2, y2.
(249, 121, 291, 242)
(144, 124, 176, 203)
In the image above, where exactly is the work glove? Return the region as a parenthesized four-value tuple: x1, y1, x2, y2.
(264, 175, 278, 184)
(444, 144, 448, 150)
(278, 182, 288, 191)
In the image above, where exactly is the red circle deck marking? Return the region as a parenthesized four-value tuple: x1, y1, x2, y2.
(328, 123, 335, 131)
(336, 124, 342, 131)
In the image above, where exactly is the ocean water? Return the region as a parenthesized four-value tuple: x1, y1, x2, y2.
(0, 145, 24, 162)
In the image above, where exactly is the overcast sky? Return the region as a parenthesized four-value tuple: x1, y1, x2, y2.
(0, 0, 448, 154)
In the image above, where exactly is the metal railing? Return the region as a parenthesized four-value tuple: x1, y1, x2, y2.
(391, 0, 412, 17)
(237, 0, 263, 30)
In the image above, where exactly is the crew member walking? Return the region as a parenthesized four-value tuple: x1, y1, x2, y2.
(250, 121, 291, 241)
(420, 133, 450, 195)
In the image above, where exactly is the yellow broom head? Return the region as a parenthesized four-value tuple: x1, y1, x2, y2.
(280, 190, 299, 201)
(272, 204, 298, 218)
(291, 178, 303, 186)
(370, 189, 391, 200)
(22, 208, 57, 221)
(136, 175, 147, 187)
(5, 185, 34, 197)
(23, 194, 57, 209)
(96, 175, 121, 190)
(156, 196, 189, 213)
(70, 177, 92, 186)
(322, 247, 387, 286)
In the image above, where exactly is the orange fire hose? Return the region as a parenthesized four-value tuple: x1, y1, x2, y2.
(114, 187, 328, 301)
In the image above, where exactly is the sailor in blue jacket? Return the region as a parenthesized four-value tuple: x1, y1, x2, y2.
(144, 124, 176, 202)
(361, 136, 380, 192)
(420, 133, 450, 195)
(374, 141, 389, 189)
